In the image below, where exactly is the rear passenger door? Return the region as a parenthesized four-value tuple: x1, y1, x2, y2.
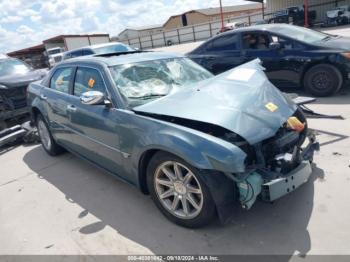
(40, 66, 75, 148)
(67, 66, 123, 173)
(190, 33, 245, 74)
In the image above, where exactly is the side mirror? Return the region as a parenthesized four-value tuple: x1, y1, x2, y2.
(80, 91, 110, 106)
(269, 42, 281, 50)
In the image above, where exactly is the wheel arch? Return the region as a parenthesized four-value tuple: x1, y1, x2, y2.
(300, 61, 345, 88)
(138, 148, 160, 194)
(138, 148, 238, 224)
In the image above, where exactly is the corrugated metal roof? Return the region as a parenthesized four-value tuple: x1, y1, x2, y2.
(124, 24, 163, 31)
(195, 3, 263, 16)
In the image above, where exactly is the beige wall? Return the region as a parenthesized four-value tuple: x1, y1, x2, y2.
(163, 8, 262, 30)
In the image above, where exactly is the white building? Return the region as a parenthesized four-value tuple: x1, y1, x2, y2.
(117, 25, 163, 41)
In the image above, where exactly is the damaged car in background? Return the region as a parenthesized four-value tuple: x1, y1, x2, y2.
(0, 57, 47, 147)
(28, 52, 319, 228)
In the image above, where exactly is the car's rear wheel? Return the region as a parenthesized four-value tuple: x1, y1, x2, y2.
(147, 152, 216, 228)
(36, 114, 64, 156)
(303, 64, 343, 97)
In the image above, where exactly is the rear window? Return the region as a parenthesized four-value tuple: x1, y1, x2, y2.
(92, 43, 134, 55)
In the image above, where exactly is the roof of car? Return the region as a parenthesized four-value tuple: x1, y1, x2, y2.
(223, 23, 296, 34)
(59, 51, 184, 67)
(64, 42, 132, 54)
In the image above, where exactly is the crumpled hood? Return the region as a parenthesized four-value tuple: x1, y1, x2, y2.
(0, 69, 47, 88)
(134, 59, 297, 145)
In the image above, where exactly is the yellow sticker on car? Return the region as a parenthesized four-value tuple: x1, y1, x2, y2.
(88, 78, 95, 88)
(265, 102, 278, 112)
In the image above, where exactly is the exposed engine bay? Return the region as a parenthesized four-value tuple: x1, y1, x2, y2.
(136, 108, 319, 210)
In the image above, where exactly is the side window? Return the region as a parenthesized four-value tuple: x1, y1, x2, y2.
(73, 67, 106, 97)
(271, 35, 295, 49)
(69, 50, 83, 58)
(83, 49, 94, 56)
(50, 67, 73, 93)
(207, 34, 238, 51)
(242, 33, 270, 50)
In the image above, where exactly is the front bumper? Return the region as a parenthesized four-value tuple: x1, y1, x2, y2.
(238, 133, 319, 208)
(261, 133, 319, 202)
(261, 160, 311, 202)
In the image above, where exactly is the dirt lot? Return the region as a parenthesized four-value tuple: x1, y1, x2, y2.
(1, 27, 350, 256)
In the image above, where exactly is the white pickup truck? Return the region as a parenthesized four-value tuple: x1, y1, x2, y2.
(46, 47, 65, 68)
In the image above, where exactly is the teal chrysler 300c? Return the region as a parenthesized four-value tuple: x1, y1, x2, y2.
(27, 51, 319, 228)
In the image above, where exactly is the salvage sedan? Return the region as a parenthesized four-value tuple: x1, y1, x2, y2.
(28, 52, 319, 228)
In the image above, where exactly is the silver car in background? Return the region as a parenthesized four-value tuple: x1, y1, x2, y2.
(62, 42, 135, 60)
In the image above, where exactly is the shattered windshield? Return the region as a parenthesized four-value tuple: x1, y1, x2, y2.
(0, 59, 31, 77)
(109, 57, 213, 107)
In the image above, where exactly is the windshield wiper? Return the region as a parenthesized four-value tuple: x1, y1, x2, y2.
(322, 35, 332, 41)
(130, 94, 166, 100)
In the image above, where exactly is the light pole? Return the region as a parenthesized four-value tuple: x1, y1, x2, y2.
(219, 0, 224, 31)
(304, 0, 309, 27)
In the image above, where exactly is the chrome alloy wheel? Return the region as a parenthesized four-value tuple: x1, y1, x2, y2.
(154, 161, 203, 219)
(37, 118, 51, 150)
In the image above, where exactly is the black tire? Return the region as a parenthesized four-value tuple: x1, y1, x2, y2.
(36, 114, 65, 156)
(303, 64, 343, 97)
(146, 151, 216, 228)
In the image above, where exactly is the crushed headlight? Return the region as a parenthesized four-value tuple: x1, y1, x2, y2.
(286, 116, 305, 133)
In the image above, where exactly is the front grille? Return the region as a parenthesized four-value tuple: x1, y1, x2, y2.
(54, 56, 62, 63)
(0, 86, 27, 111)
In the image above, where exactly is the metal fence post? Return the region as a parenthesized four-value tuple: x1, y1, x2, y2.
(150, 34, 154, 48)
(127, 39, 131, 45)
(177, 29, 181, 44)
(248, 15, 251, 26)
(138, 36, 142, 49)
(192, 26, 196, 42)
(163, 32, 166, 46)
(209, 22, 212, 37)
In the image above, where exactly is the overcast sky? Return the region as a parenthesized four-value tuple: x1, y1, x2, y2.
(0, 0, 250, 53)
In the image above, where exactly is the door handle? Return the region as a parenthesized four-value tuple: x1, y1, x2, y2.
(66, 105, 77, 112)
(40, 94, 47, 100)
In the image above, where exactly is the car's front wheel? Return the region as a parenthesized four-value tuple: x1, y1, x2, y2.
(36, 114, 64, 156)
(303, 64, 343, 97)
(147, 152, 216, 228)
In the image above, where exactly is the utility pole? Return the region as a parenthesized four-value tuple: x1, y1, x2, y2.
(219, 0, 224, 31)
(304, 0, 309, 27)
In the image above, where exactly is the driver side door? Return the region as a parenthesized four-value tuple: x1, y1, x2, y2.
(67, 66, 124, 174)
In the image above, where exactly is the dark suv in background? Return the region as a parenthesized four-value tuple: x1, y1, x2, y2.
(0, 57, 46, 130)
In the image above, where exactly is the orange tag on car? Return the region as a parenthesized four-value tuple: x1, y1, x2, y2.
(287, 116, 305, 132)
(88, 78, 95, 88)
(56, 76, 63, 85)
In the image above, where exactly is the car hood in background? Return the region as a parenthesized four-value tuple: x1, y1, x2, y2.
(0, 69, 47, 88)
(318, 36, 350, 50)
(134, 59, 297, 145)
